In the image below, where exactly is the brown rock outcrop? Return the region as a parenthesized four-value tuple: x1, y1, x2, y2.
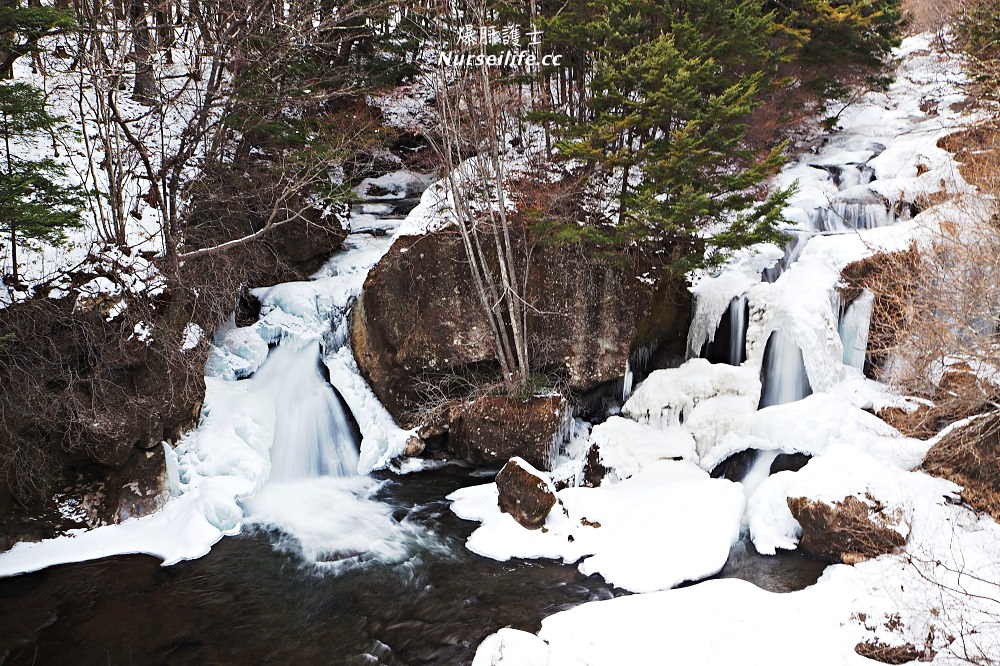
(351, 227, 691, 426)
(496, 457, 558, 529)
(449, 395, 568, 471)
(788, 494, 908, 563)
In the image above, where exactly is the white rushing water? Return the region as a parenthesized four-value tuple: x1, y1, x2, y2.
(758, 330, 812, 409)
(253, 340, 360, 481)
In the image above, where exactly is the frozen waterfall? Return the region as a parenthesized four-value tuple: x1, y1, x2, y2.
(758, 330, 812, 409)
(839, 290, 875, 371)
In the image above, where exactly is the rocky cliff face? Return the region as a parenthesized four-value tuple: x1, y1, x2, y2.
(351, 225, 692, 460)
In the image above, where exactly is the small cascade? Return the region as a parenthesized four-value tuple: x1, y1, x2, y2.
(759, 330, 812, 409)
(701, 296, 748, 365)
(814, 200, 895, 232)
(252, 340, 360, 481)
(762, 231, 814, 283)
(839, 290, 875, 371)
(622, 344, 654, 401)
(739, 450, 780, 501)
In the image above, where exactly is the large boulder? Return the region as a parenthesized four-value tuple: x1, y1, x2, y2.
(787, 494, 908, 564)
(449, 395, 569, 471)
(496, 457, 558, 529)
(351, 227, 691, 427)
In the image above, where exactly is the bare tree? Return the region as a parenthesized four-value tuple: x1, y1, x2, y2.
(421, 0, 537, 388)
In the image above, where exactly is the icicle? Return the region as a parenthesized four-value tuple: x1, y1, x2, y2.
(728, 295, 748, 366)
(839, 290, 874, 370)
(623, 359, 634, 402)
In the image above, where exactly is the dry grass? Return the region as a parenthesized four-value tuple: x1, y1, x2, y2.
(939, 123, 1000, 194)
(924, 414, 1000, 521)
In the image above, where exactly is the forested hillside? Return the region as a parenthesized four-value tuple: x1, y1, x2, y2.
(1, 1, 999, 664)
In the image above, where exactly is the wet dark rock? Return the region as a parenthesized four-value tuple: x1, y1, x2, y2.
(710, 449, 760, 481)
(448, 395, 568, 471)
(496, 457, 557, 529)
(582, 443, 609, 488)
(787, 494, 908, 564)
(403, 436, 426, 457)
(770, 452, 812, 474)
(351, 224, 691, 429)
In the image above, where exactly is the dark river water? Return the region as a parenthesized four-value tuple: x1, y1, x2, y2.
(0, 465, 825, 665)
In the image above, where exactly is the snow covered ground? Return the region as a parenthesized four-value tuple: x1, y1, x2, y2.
(471, 34, 1000, 665)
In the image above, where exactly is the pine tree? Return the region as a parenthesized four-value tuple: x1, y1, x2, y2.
(0, 82, 83, 287)
(551, 0, 791, 271)
(768, 0, 904, 98)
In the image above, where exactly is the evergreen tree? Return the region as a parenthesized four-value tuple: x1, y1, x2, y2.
(0, 82, 83, 286)
(0, 1, 74, 78)
(549, 0, 792, 271)
(768, 0, 904, 98)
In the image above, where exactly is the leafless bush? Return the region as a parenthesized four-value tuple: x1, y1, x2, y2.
(903, 0, 966, 35)
(0, 258, 222, 507)
(876, 206, 1000, 426)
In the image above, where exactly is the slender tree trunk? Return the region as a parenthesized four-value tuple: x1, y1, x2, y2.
(131, 0, 156, 104)
(156, 0, 174, 64)
(4, 114, 17, 284)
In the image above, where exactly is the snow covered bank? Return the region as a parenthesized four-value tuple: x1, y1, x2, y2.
(450, 459, 744, 593)
(473, 33, 1000, 665)
(475, 492, 1000, 666)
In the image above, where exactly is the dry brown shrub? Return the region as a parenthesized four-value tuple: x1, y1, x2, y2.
(903, 0, 966, 34)
(855, 639, 924, 665)
(924, 413, 1000, 521)
(788, 494, 908, 564)
(840, 245, 921, 377)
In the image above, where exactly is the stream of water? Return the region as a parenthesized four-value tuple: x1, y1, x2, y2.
(0, 461, 825, 665)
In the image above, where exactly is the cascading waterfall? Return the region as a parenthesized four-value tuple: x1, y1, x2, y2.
(623, 344, 655, 401)
(815, 199, 895, 232)
(252, 340, 360, 481)
(758, 330, 812, 409)
(738, 450, 780, 501)
(839, 290, 875, 371)
(762, 230, 814, 283)
(737, 160, 897, 494)
(701, 295, 749, 366)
